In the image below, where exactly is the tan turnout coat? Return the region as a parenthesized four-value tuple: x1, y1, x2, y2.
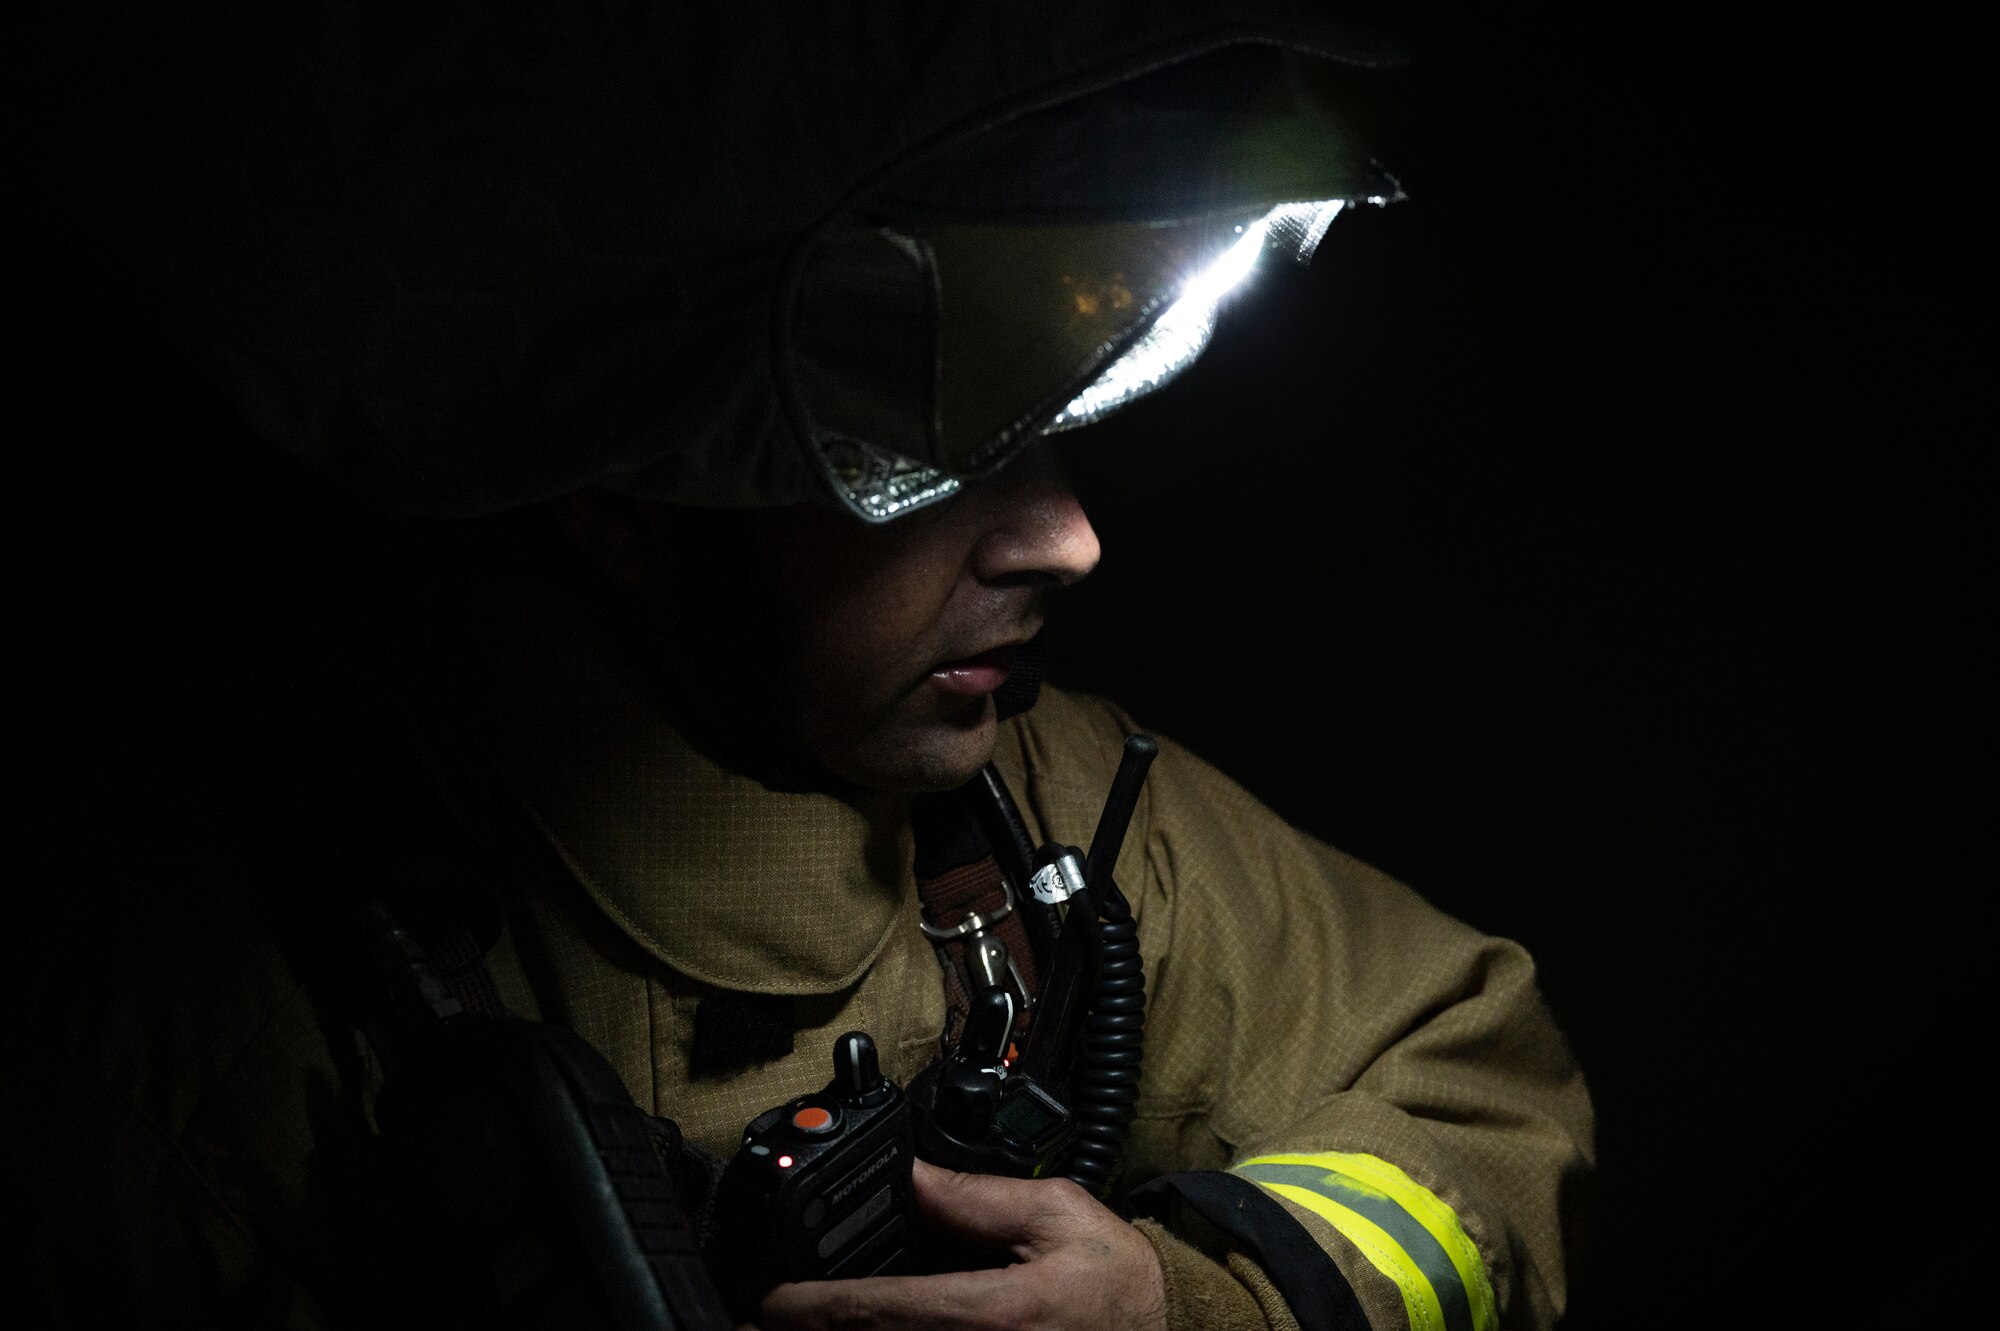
(6, 577, 1593, 1329)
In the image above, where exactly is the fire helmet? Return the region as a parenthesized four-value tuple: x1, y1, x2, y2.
(37, 2, 1405, 520)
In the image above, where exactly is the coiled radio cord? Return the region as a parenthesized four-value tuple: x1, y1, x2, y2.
(1065, 879, 1144, 1196)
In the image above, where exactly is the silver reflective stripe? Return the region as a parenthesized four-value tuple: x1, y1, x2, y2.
(1041, 200, 1346, 433)
(1235, 1161, 1475, 1331)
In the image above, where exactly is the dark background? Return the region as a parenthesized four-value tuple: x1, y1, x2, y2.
(1064, 8, 1991, 1327)
(16, 5, 1989, 1328)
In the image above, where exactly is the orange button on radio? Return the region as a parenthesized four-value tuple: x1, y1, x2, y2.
(791, 1105, 836, 1133)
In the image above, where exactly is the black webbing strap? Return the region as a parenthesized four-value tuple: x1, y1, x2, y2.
(1127, 1171, 1371, 1331)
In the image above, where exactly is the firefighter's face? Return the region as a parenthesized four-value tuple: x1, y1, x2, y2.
(753, 444, 1100, 792)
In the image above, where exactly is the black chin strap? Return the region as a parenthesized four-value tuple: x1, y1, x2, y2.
(992, 631, 1046, 722)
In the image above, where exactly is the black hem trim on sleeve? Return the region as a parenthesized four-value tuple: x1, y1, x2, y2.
(1128, 1170, 1373, 1331)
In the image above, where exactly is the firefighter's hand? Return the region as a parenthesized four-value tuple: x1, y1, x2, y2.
(753, 1159, 1169, 1331)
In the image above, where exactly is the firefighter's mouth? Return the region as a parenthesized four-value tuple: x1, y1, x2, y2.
(927, 644, 1017, 698)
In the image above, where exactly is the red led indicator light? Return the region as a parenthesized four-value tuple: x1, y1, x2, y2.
(778, 1155, 795, 1168)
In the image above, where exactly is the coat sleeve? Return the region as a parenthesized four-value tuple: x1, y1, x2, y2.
(1005, 695, 1594, 1331)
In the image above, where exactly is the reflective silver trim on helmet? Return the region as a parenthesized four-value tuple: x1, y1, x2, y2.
(818, 436, 961, 522)
(1042, 198, 1347, 433)
(813, 197, 1360, 522)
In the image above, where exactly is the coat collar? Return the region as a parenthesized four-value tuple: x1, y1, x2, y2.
(435, 568, 915, 994)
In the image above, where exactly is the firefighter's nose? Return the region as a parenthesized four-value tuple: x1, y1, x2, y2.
(970, 448, 1101, 587)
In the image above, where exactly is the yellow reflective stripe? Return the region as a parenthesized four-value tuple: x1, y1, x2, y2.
(1308, 1153, 1497, 1331)
(1244, 1153, 1497, 1331)
(1232, 1143, 1504, 1327)
(1248, 1178, 1448, 1331)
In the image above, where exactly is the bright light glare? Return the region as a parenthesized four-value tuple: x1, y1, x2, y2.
(1042, 199, 1344, 433)
(824, 197, 1355, 523)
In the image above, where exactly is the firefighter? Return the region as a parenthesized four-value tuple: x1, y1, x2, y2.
(12, 5, 1592, 1327)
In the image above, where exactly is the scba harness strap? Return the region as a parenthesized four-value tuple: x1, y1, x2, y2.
(913, 786, 1046, 1055)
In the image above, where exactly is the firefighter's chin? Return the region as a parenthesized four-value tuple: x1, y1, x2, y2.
(807, 694, 1000, 795)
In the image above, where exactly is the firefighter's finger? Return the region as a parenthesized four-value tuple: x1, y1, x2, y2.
(911, 1157, 1102, 1252)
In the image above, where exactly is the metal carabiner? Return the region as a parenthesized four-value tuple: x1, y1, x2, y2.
(918, 877, 1017, 942)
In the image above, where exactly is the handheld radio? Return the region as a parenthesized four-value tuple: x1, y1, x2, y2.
(712, 1032, 917, 1307)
